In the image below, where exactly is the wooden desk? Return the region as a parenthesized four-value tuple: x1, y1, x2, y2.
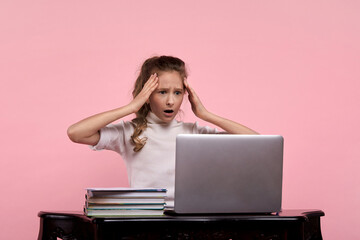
(38, 209, 324, 240)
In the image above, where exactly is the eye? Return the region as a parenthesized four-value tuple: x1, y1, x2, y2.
(159, 91, 166, 94)
(175, 91, 183, 95)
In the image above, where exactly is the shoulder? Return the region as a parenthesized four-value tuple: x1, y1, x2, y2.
(100, 120, 135, 137)
(182, 121, 219, 134)
(174, 121, 206, 133)
(109, 120, 134, 130)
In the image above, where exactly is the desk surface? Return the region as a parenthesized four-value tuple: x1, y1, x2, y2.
(38, 209, 325, 221)
(38, 209, 325, 240)
(39, 209, 324, 221)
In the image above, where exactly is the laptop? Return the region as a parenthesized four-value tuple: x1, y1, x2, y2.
(172, 134, 284, 214)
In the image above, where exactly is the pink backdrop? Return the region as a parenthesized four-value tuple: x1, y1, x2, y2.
(1, 1, 359, 239)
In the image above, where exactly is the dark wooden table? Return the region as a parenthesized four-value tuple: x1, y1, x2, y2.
(38, 209, 324, 240)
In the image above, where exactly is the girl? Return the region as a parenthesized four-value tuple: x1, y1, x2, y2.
(67, 55, 258, 201)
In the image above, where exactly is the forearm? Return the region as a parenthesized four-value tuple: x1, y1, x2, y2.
(67, 103, 135, 144)
(184, 80, 258, 134)
(68, 74, 158, 145)
(201, 111, 259, 135)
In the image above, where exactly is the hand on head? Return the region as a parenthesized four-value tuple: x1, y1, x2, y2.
(184, 79, 208, 120)
(130, 73, 159, 113)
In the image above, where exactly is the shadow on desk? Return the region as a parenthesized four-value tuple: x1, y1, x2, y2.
(38, 209, 324, 240)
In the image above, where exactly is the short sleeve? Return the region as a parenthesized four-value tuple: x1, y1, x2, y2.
(90, 121, 132, 156)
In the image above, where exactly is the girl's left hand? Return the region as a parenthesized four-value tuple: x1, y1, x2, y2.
(184, 79, 209, 120)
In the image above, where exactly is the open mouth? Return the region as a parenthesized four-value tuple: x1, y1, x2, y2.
(164, 110, 174, 114)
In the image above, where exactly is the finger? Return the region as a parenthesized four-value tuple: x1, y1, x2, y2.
(184, 80, 193, 96)
(150, 76, 159, 89)
(146, 73, 158, 83)
(184, 79, 191, 92)
(144, 73, 157, 87)
(143, 81, 159, 100)
(187, 85, 196, 99)
(143, 75, 158, 90)
(146, 75, 158, 87)
(148, 80, 158, 92)
(184, 79, 189, 88)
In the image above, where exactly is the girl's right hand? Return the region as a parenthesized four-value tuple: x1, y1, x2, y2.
(129, 73, 159, 113)
(68, 74, 158, 145)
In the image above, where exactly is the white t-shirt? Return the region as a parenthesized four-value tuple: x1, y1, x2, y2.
(91, 111, 218, 201)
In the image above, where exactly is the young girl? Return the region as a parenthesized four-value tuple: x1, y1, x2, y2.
(67, 55, 258, 201)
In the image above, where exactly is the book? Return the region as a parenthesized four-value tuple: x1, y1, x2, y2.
(86, 196, 166, 205)
(86, 187, 167, 198)
(84, 207, 165, 216)
(84, 187, 167, 217)
(86, 203, 165, 210)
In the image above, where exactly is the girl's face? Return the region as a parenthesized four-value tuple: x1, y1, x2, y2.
(148, 70, 185, 123)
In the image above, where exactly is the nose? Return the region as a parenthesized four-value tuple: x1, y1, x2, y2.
(166, 94, 174, 106)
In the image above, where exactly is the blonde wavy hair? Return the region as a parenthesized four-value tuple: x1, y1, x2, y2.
(131, 56, 188, 152)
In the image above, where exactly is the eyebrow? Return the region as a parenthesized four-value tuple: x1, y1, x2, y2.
(157, 87, 184, 91)
(174, 88, 184, 91)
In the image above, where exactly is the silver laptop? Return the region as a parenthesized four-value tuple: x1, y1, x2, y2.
(173, 134, 284, 214)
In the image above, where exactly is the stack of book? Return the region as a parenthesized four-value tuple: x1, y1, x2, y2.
(84, 187, 167, 217)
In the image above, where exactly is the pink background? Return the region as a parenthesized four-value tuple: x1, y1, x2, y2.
(1, 1, 359, 239)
